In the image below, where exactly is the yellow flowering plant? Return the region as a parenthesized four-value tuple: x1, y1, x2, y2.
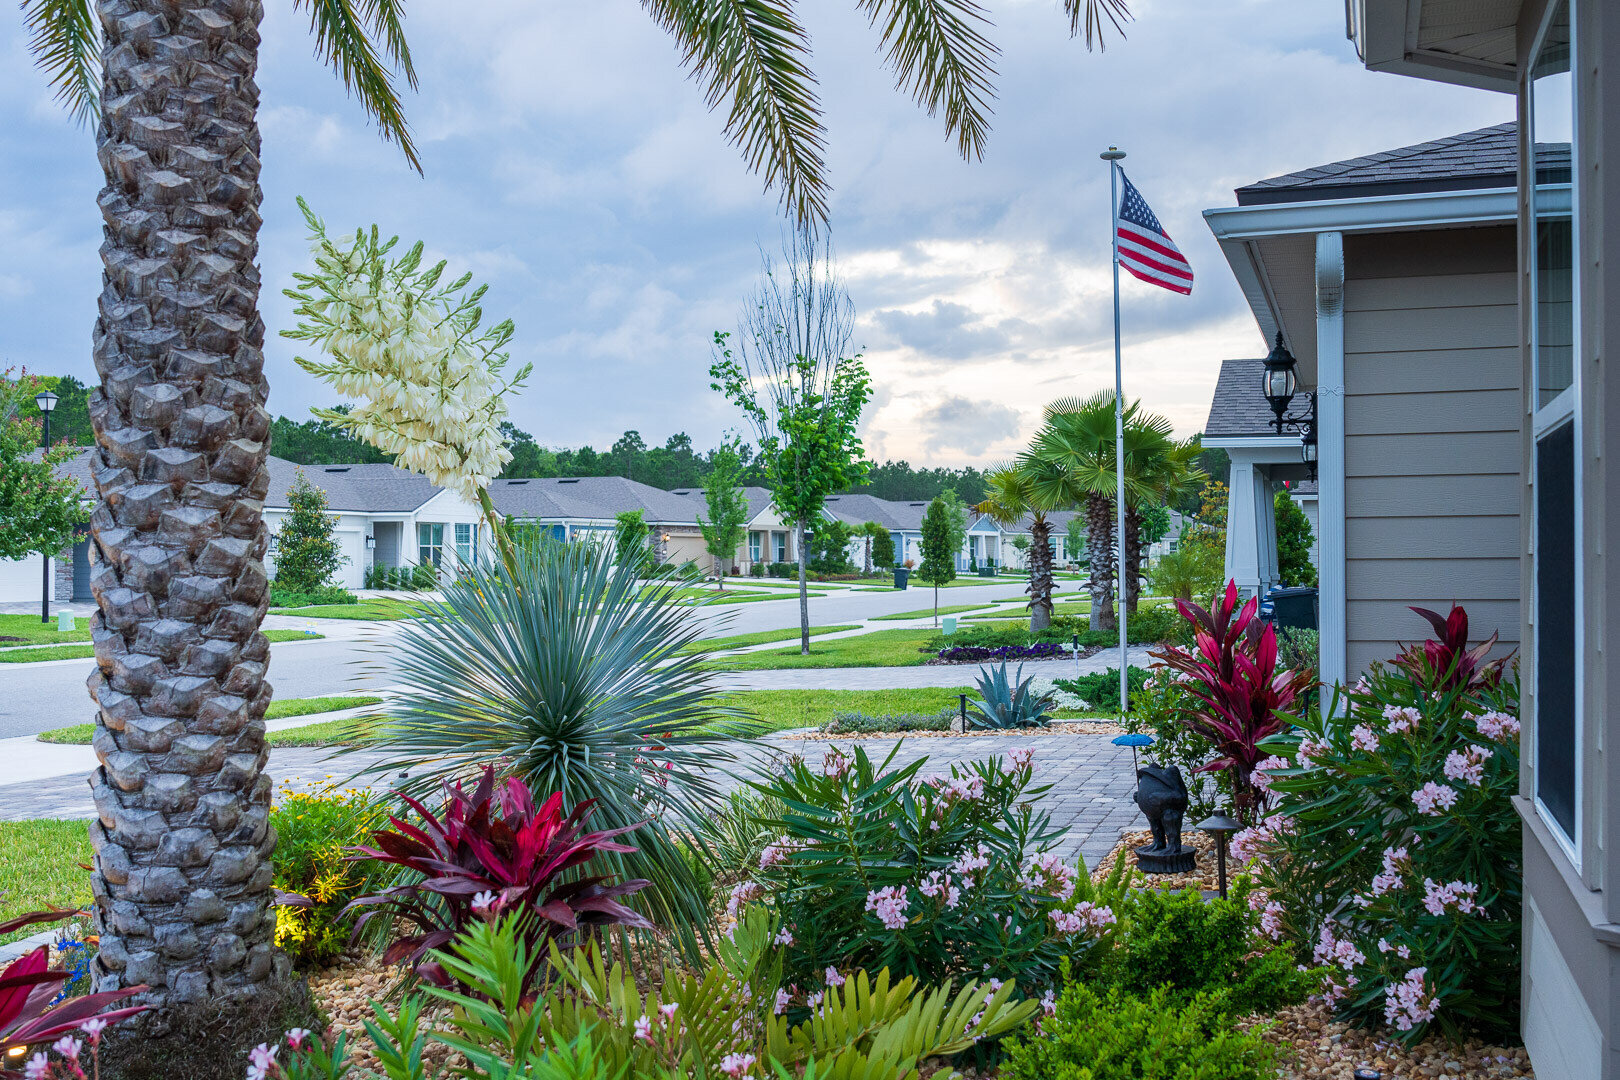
(270, 783, 393, 967)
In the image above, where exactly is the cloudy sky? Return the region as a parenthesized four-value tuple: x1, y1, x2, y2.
(0, 0, 1508, 468)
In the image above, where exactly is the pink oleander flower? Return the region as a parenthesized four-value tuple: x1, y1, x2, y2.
(929, 773, 986, 803)
(79, 1018, 109, 1047)
(1018, 852, 1078, 900)
(1230, 813, 1294, 864)
(1443, 746, 1494, 787)
(1371, 845, 1410, 895)
(247, 1043, 277, 1080)
(864, 886, 910, 930)
(1350, 725, 1380, 753)
(1313, 922, 1366, 972)
(1473, 710, 1520, 742)
(1250, 755, 1290, 794)
(634, 1015, 653, 1042)
(1051, 901, 1115, 935)
(1421, 878, 1481, 916)
(807, 990, 824, 1009)
(658, 1002, 678, 1022)
(24, 1053, 50, 1080)
(1010, 748, 1037, 773)
(759, 838, 801, 869)
(824, 966, 845, 988)
(1383, 705, 1422, 733)
(1383, 967, 1440, 1031)
(284, 1027, 312, 1053)
(952, 844, 991, 876)
(1411, 782, 1458, 816)
(773, 927, 794, 946)
(726, 881, 763, 918)
(773, 988, 791, 1015)
(822, 747, 851, 779)
(1296, 736, 1331, 766)
(50, 1039, 80, 1063)
(1040, 989, 1057, 1016)
(1258, 900, 1286, 941)
(918, 870, 961, 909)
(720, 1052, 758, 1078)
(471, 890, 499, 916)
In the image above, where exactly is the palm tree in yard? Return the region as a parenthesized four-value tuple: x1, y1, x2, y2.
(20, 0, 1130, 1059)
(1124, 433, 1204, 613)
(976, 460, 1071, 632)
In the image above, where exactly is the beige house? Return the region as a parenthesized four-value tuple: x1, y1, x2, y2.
(1204, 124, 1524, 681)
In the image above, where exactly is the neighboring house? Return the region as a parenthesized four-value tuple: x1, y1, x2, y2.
(1344, 3, 1608, 1075)
(1203, 123, 1524, 684)
(0, 448, 94, 605)
(489, 476, 716, 567)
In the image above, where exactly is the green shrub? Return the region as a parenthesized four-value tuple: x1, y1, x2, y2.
(273, 468, 347, 592)
(1055, 666, 1151, 712)
(270, 785, 393, 966)
(1000, 978, 1284, 1080)
(270, 583, 358, 608)
(1277, 626, 1320, 711)
(410, 562, 437, 589)
(749, 563, 765, 577)
(823, 708, 954, 734)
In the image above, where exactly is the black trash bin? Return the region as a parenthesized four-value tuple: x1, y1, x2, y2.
(1269, 586, 1318, 631)
(893, 567, 911, 590)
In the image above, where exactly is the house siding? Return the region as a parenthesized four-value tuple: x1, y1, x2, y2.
(1341, 228, 1521, 675)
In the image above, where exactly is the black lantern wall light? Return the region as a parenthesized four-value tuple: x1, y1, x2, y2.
(1260, 333, 1318, 482)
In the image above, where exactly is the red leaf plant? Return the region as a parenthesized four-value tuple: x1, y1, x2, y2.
(341, 768, 654, 998)
(1400, 605, 1509, 693)
(0, 910, 147, 1077)
(1150, 581, 1315, 822)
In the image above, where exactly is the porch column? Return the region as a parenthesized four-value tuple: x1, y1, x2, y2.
(1316, 230, 1347, 711)
(1225, 455, 1266, 600)
(1257, 472, 1280, 593)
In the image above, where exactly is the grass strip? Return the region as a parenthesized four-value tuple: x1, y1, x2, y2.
(35, 695, 385, 744)
(2, 629, 321, 664)
(870, 603, 997, 622)
(703, 627, 938, 671)
(0, 613, 91, 646)
(677, 625, 861, 655)
(0, 819, 92, 945)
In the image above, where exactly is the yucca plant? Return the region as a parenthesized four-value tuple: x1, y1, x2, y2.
(969, 663, 1055, 729)
(350, 540, 750, 959)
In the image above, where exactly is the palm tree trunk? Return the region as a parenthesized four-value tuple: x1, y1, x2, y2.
(797, 517, 810, 654)
(1027, 519, 1053, 631)
(1085, 493, 1117, 632)
(1124, 503, 1143, 615)
(86, 0, 292, 1045)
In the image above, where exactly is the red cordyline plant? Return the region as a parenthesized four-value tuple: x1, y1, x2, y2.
(1400, 605, 1508, 693)
(338, 769, 654, 997)
(0, 910, 148, 1078)
(1150, 581, 1315, 822)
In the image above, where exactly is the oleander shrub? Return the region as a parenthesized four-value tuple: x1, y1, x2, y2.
(734, 743, 1128, 998)
(822, 708, 955, 734)
(1054, 666, 1151, 712)
(270, 583, 359, 608)
(1246, 604, 1521, 1044)
(999, 977, 1284, 1080)
(270, 784, 394, 967)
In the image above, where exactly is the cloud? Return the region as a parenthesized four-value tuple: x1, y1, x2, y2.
(917, 396, 1025, 456)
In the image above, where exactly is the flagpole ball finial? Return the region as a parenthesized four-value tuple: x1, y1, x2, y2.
(1100, 147, 1126, 160)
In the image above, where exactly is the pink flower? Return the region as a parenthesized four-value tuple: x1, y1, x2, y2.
(824, 966, 845, 988)
(658, 1002, 678, 1022)
(1350, 725, 1380, 753)
(773, 988, 791, 1015)
(284, 1028, 312, 1052)
(773, 927, 794, 946)
(79, 1017, 108, 1046)
(471, 891, 499, 916)
(918, 870, 961, 909)
(24, 1054, 50, 1080)
(1411, 782, 1458, 816)
(1296, 737, 1331, 766)
(1371, 845, 1410, 896)
(1039, 989, 1057, 1016)
(1050, 901, 1115, 935)
(822, 748, 851, 779)
(807, 990, 824, 1009)
(1443, 746, 1493, 787)
(1473, 711, 1520, 742)
(1383, 705, 1422, 733)
(1313, 922, 1365, 972)
(952, 844, 991, 876)
(1421, 878, 1480, 916)
(864, 886, 910, 930)
(1250, 756, 1290, 794)
(726, 881, 763, 918)
(758, 838, 801, 869)
(1230, 814, 1293, 864)
(50, 1038, 80, 1063)
(634, 1015, 653, 1042)
(1257, 900, 1286, 941)
(1010, 748, 1037, 772)
(247, 1043, 277, 1080)
(1383, 967, 1440, 1031)
(720, 1053, 758, 1078)
(1018, 853, 1078, 900)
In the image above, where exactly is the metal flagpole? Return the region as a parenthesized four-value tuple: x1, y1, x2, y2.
(1101, 146, 1128, 720)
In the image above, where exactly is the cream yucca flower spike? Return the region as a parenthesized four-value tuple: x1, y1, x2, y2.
(282, 198, 532, 523)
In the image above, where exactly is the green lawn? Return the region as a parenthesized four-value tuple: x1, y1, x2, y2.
(1, 628, 322, 664)
(0, 612, 91, 645)
(36, 695, 384, 744)
(871, 603, 998, 621)
(677, 625, 861, 655)
(0, 819, 92, 945)
(705, 627, 938, 671)
(270, 598, 428, 620)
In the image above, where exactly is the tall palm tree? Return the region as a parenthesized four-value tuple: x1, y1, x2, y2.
(21, 0, 1132, 1050)
(976, 461, 1069, 631)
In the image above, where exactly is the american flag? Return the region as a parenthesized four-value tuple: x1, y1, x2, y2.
(1114, 171, 1193, 295)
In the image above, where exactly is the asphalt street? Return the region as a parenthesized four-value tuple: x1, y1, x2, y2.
(0, 577, 1087, 739)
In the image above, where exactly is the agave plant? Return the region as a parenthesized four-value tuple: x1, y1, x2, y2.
(350, 539, 749, 959)
(1149, 581, 1315, 821)
(340, 769, 652, 999)
(969, 662, 1056, 729)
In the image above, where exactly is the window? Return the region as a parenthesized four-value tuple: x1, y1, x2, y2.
(773, 532, 787, 562)
(454, 522, 478, 565)
(1529, 0, 1580, 856)
(417, 523, 444, 566)
(748, 531, 762, 562)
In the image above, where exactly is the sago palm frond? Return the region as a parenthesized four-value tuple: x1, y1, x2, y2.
(1063, 0, 1133, 51)
(348, 541, 754, 960)
(644, 0, 830, 225)
(294, 0, 421, 171)
(858, 0, 1000, 160)
(20, 0, 99, 126)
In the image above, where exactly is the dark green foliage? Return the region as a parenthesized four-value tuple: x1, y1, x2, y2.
(999, 978, 1283, 1080)
(849, 460, 989, 502)
(697, 439, 750, 580)
(1054, 666, 1150, 712)
(916, 495, 958, 621)
(270, 584, 358, 608)
(273, 469, 346, 592)
(0, 372, 90, 560)
(1277, 627, 1319, 711)
(271, 408, 391, 465)
(866, 522, 895, 569)
(613, 509, 649, 568)
(806, 518, 854, 575)
(410, 563, 437, 589)
(824, 708, 955, 734)
(969, 662, 1054, 729)
(1274, 490, 1317, 588)
(13, 374, 94, 446)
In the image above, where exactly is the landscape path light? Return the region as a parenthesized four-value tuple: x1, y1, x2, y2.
(1195, 813, 1242, 899)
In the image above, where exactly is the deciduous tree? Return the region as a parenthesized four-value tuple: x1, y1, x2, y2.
(1274, 489, 1318, 588)
(697, 440, 749, 587)
(0, 372, 87, 563)
(917, 495, 958, 625)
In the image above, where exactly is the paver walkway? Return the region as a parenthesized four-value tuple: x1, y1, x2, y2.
(0, 732, 1142, 869)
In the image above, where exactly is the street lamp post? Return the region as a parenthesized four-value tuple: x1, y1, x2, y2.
(33, 390, 58, 624)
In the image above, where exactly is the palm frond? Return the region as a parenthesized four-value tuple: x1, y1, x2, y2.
(1062, 0, 1133, 51)
(21, 0, 99, 126)
(857, 0, 999, 161)
(643, 0, 829, 226)
(294, 0, 421, 172)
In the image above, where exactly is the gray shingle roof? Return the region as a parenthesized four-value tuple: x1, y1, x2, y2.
(1234, 123, 1562, 206)
(671, 485, 777, 524)
(822, 493, 919, 530)
(1205, 358, 1279, 438)
(272, 459, 441, 513)
(488, 475, 704, 524)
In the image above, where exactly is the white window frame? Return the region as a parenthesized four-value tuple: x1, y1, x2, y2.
(454, 522, 478, 566)
(417, 522, 445, 567)
(1527, 0, 1582, 868)
(748, 531, 762, 562)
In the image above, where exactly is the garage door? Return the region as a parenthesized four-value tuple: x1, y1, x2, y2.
(0, 554, 49, 604)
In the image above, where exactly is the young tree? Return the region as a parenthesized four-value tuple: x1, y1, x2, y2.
(938, 487, 969, 564)
(272, 469, 346, 593)
(0, 372, 88, 566)
(711, 232, 872, 653)
(615, 509, 651, 570)
(917, 495, 958, 625)
(697, 440, 749, 588)
(1275, 489, 1319, 588)
(1064, 515, 1088, 568)
(865, 522, 895, 572)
